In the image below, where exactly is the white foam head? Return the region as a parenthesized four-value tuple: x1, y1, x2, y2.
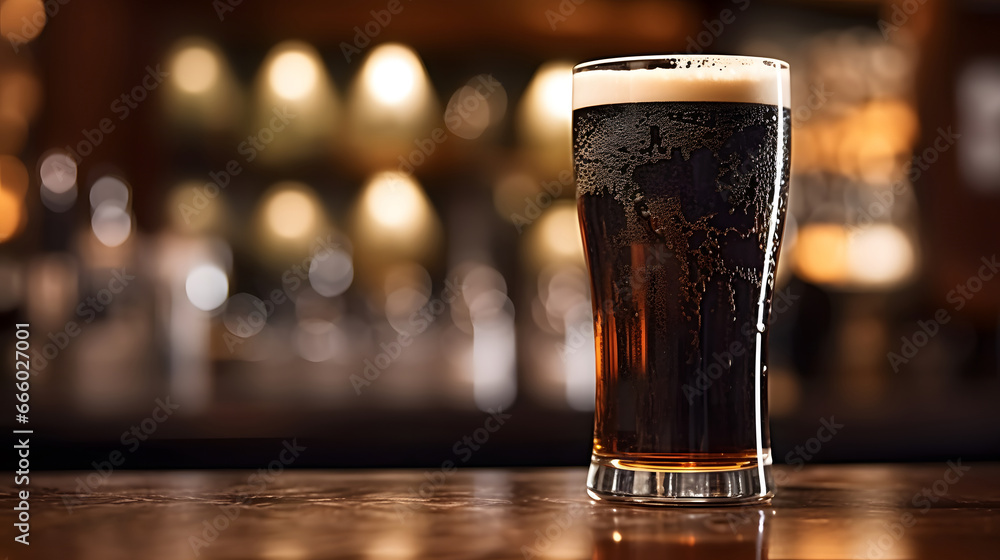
(573, 55, 790, 109)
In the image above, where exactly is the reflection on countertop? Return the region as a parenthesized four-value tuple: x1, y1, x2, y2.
(3, 464, 998, 559)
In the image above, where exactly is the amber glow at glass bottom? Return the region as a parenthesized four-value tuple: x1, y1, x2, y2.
(593, 448, 765, 472)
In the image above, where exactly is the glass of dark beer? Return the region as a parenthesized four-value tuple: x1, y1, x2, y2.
(573, 55, 790, 504)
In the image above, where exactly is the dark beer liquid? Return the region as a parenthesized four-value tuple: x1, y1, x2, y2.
(574, 101, 791, 471)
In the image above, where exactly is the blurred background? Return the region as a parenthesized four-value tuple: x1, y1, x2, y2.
(1, 0, 998, 469)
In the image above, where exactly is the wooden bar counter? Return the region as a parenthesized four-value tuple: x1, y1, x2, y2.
(3, 464, 998, 558)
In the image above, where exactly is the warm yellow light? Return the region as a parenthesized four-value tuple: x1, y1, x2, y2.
(346, 44, 436, 170)
(847, 224, 915, 286)
(536, 201, 584, 262)
(362, 172, 430, 230)
(794, 223, 848, 285)
(0, 189, 23, 242)
(0, 0, 45, 41)
(794, 222, 915, 288)
(612, 531, 622, 543)
(801, 99, 919, 178)
(172, 46, 219, 94)
(363, 44, 421, 106)
(269, 48, 319, 100)
(352, 172, 441, 270)
(540, 67, 572, 121)
(523, 62, 574, 126)
(517, 62, 574, 174)
(163, 38, 241, 134)
(0, 155, 29, 198)
(264, 185, 317, 239)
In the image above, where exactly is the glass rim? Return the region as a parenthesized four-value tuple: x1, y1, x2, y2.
(573, 54, 789, 74)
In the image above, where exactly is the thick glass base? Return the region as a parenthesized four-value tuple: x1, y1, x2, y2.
(586, 455, 774, 505)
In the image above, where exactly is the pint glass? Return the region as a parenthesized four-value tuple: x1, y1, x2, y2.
(573, 55, 790, 504)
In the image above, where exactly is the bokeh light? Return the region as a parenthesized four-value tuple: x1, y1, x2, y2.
(0, 0, 45, 42)
(847, 224, 916, 286)
(0, 156, 27, 241)
(534, 201, 585, 264)
(351, 172, 441, 277)
(164, 37, 242, 133)
(223, 293, 268, 338)
(539, 67, 572, 120)
(469, 281, 517, 412)
(0, 68, 42, 155)
(91, 201, 132, 247)
(0, 156, 29, 198)
(295, 318, 348, 363)
(346, 43, 437, 169)
(262, 183, 318, 240)
(517, 61, 574, 174)
(0, 188, 22, 243)
(39, 152, 76, 194)
(40, 183, 76, 213)
(166, 180, 224, 234)
(172, 45, 220, 94)
(452, 264, 517, 412)
(445, 85, 490, 140)
(362, 44, 422, 107)
(362, 171, 428, 230)
(519, 64, 572, 126)
(383, 262, 432, 333)
(794, 223, 915, 289)
(308, 248, 354, 297)
(268, 44, 320, 101)
(793, 223, 848, 285)
(185, 264, 229, 311)
(90, 176, 129, 209)
(250, 41, 339, 166)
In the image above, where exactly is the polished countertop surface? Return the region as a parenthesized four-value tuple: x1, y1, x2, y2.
(3, 464, 999, 559)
